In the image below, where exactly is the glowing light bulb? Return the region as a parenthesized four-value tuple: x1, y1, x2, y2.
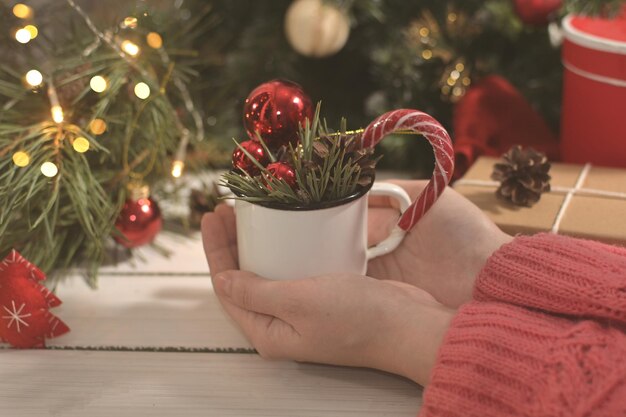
(41, 162, 58, 177)
(25, 69, 43, 87)
(73, 137, 90, 153)
(122, 16, 138, 29)
(24, 24, 38, 39)
(134, 82, 150, 99)
(90, 75, 108, 93)
(12, 151, 30, 167)
(421, 50, 433, 60)
(121, 40, 140, 56)
(146, 32, 163, 49)
(89, 118, 107, 135)
(450, 70, 461, 80)
(51, 105, 64, 123)
(15, 28, 31, 43)
(455, 63, 465, 72)
(171, 160, 184, 178)
(13, 4, 32, 19)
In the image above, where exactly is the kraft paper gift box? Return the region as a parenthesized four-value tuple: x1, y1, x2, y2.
(453, 157, 626, 245)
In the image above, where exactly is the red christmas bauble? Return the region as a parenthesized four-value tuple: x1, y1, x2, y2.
(265, 162, 297, 188)
(243, 79, 313, 148)
(115, 188, 163, 248)
(513, 0, 562, 26)
(232, 140, 269, 174)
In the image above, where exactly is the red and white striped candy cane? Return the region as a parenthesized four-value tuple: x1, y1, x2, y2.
(362, 109, 454, 231)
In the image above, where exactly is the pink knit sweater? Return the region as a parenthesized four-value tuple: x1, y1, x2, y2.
(421, 233, 626, 417)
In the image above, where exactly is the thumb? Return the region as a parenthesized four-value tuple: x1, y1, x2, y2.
(212, 271, 300, 359)
(212, 270, 283, 316)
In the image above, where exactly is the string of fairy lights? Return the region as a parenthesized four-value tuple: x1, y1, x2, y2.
(8, 1, 191, 181)
(405, 9, 473, 103)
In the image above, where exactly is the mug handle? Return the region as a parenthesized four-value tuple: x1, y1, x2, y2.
(366, 182, 412, 260)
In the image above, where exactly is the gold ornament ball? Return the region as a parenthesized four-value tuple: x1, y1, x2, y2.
(284, 0, 350, 58)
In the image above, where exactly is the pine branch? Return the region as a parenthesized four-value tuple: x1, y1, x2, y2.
(0, 1, 208, 284)
(564, 0, 624, 17)
(223, 103, 379, 207)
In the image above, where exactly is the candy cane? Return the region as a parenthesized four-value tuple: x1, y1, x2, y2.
(362, 109, 454, 231)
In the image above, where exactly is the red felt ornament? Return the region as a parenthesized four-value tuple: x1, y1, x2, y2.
(0, 250, 69, 348)
(243, 79, 313, 148)
(452, 75, 560, 180)
(115, 184, 163, 248)
(265, 162, 297, 188)
(232, 140, 269, 174)
(513, 0, 562, 26)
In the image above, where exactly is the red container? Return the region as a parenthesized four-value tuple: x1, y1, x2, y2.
(561, 14, 626, 167)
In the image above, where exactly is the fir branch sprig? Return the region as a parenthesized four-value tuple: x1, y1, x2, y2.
(0, 1, 208, 285)
(221, 103, 380, 207)
(564, 0, 624, 17)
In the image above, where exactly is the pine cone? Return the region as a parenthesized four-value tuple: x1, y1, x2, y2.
(491, 146, 551, 207)
(312, 132, 379, 187)
(189, 184, 220, 228)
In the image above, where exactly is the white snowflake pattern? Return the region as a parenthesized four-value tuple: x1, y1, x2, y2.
(2, 300, 31, 333)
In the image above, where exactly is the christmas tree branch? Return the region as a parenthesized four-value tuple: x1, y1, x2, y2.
(65, 0, 157, 90)
(0, 1, 208, 284)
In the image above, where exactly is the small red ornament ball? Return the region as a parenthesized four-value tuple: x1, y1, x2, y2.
(513, 0, 562, 26)
(266, 162, 297, 188)
(232, 140, 268, 174)
(243, 79, 313, 148)
(115, 195, 163, 248)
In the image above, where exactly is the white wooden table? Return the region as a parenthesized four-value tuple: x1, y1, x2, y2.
(0, 231, 422, 416)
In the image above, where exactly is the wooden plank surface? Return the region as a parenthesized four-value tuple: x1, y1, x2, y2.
(48, 274, 251, 349)
(0, 351, 422, 417)
(98, 231, 210, 275)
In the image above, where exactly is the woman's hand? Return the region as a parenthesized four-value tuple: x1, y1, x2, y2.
(200, 182, 508, 384)
(367, 181, 512, 307)
(215, 272, 453, 386)
(201, 207, 454, 386)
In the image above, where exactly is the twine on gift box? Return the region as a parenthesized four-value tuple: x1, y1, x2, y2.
(455, 163, 626, 234)
(550, 164, 590, 233)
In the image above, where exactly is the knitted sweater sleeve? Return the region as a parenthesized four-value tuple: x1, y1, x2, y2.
(420, 302, 626, 417)
(474, 233, 626, 324)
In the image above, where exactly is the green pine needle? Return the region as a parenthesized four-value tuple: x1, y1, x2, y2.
(222, 102, 379, 207)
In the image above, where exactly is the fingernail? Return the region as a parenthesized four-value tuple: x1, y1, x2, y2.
(214, 273, 232, 297)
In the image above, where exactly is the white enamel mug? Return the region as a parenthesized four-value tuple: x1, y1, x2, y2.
(234, 182, 412, 280)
